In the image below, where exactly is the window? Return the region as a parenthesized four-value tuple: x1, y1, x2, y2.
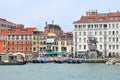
(21, 48, 23, 51)
(26, 48, 28, 51)
(112, 31, 115, 35)
(79, 25, 82, 29)
(79, 45, 81, 49)
(109, 31, 111, 35)
(33, 36, 36, 40)
(99, 31, 102, 35)
(75, 32, 77, 36)
(61, 41, 65, 45)
(84, 38, 86, 43)
(79, 32, 81, 36)
(116, 31, 118, 35)
(33, 42, 36, 45)
(95, 31, 97, 35)
(100, 45, 102, 50)
(116, 37, 119, 42)
(67, 41, 70, 45)
(115, 17, 118, 20)
(110, 17, 113, 20)
(12, 35, 14, 39)
(16, 41, 19, 45)
(12, 42, 14, 45)
(26, 41, 28, 45)
(83, 25, 86, 29)
(21, 41, 23, 45)
(109, 38, 111, 42)
(30, 48, 32, 51)
(95, 24, 98, 29)
(83, 32, 86, 36)
(112, 24, 115, 29)
(88, 19, 93, 22)
(113, 38, 115, 42)
(99, 24, 102, 29)
(12, 48, 14, 51)
(30, 41, 32, 45)
(16, 48, 19, 51)
(104, 31, 106, 35)
(100, 38, 102, 43)
(8, 48, 10, 51)
(75, 25, 77, 29)
(21, 35, 24, 39)
(88, 25, 90, 29)
(71, 41, 73, 45)
(109, 45, 111, 49)
(25, 35, 28, 39)
(109, 24, 111, 29)
(84, 45, 86, 50)
(16, 35, 19, 39)
(4, 42, 6, 46)
(8, 35, 10, 39)
(79, 38, 81, 43)
(104, 24, 107, 29)
(113, 45, 115, 49)
(116, 23, 118, 29)
(116, 45, 119, 49)
(8, 42, 10, 45)
(98, 18, 103, 21)
(75, 37, 77, 43)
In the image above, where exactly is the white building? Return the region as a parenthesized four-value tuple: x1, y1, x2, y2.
(73, 10, 120, 57)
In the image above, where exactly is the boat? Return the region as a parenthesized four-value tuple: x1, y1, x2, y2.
(106, 59, 115, 65)
(0, 53, 26, 65)
(41, 60, 48, 63)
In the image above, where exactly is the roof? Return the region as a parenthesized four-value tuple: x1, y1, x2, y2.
(0, 18, 15, 25)
(73, 11, 120, 24)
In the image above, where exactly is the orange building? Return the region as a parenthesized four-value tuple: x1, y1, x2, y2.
(0, 24, 37, 54)
(0, 29, 8, 53)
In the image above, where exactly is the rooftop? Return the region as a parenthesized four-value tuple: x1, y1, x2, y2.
(73, 10, 120, 23)
(0, 18, 15, 25)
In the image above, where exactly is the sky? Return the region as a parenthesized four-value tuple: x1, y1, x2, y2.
(0, 0, 119, 32)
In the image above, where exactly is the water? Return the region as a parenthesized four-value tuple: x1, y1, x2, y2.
(0, 63, 120, 80)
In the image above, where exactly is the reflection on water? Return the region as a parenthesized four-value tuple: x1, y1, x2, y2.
(0, 63, 120, 80)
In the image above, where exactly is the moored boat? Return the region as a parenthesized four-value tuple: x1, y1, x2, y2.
(0, 53, 26, 65)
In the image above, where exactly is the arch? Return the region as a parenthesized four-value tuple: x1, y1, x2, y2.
(108, 52, 112, 58)
(112, 52, 115, 58)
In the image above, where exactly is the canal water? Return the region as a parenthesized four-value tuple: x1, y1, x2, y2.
(0, 63, 120, 80)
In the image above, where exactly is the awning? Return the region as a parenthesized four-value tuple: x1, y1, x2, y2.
(45, 52, 65, 55)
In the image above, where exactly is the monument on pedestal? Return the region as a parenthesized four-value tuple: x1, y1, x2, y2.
(87, 37, 98, 58)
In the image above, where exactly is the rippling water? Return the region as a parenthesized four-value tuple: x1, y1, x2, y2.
(0, 63, 120, 80)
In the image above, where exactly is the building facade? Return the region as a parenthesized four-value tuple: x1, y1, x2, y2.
(0, 24, 37, 54)
(73, 10, 120, 57)
(32, 24, 73, 54)
(0, 18, 16, 30)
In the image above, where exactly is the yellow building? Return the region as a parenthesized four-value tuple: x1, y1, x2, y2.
(32, 24, 73, 54)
